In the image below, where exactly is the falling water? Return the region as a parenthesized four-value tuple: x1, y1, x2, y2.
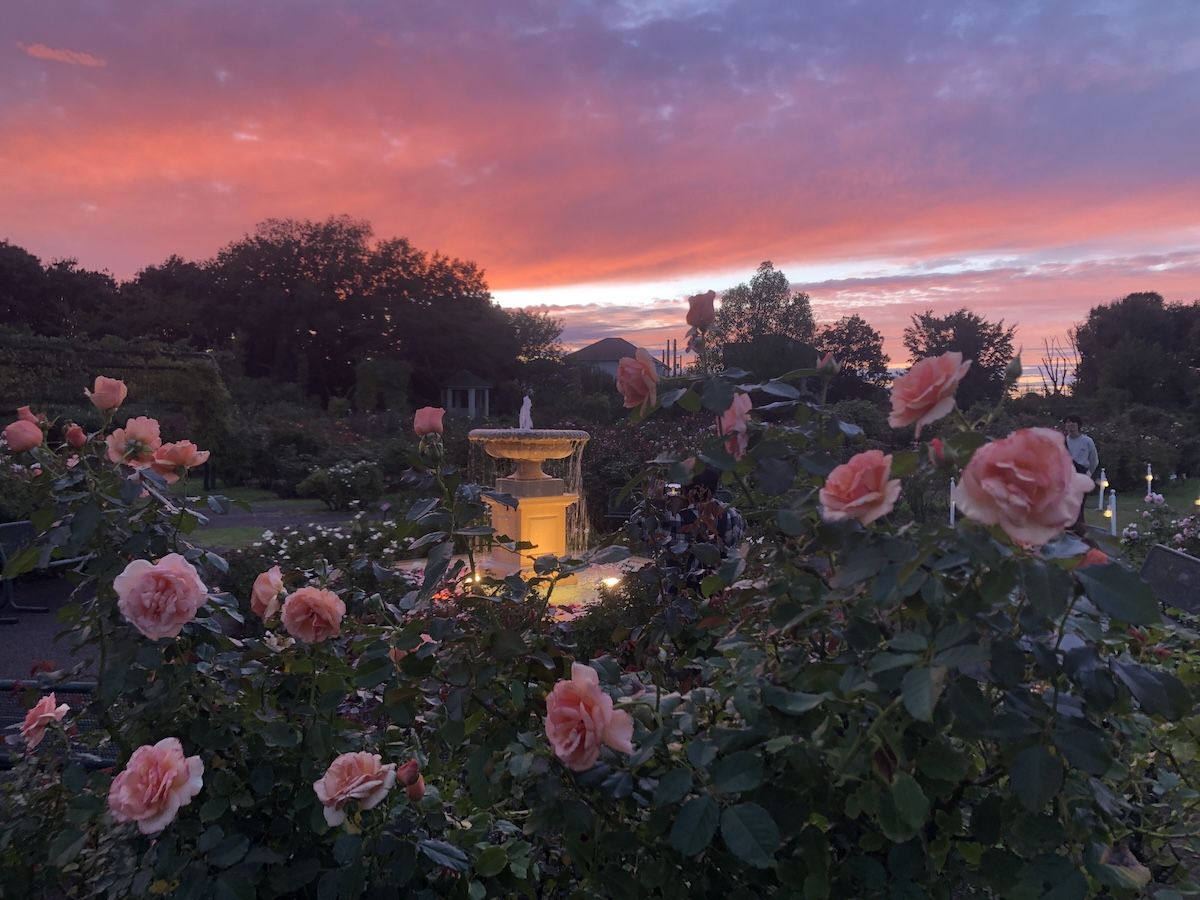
(545, 437, 590, 553)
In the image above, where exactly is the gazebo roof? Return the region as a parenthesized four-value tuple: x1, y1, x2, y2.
(443, 369, 492, 388)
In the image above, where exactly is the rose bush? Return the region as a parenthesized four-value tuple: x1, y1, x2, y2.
(1, 347, 1198, 899)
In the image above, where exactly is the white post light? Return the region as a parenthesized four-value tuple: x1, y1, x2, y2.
(1097, 468, 1108, 510)
(1106, 491, 1117, 537)
(1145, 463, 1153, 500)
(949, 477, 956, 526)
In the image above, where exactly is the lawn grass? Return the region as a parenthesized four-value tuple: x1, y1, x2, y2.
(169, 483, 328, 513)
(190, 525, 270, 551)
(1084, 477, 1200, 532)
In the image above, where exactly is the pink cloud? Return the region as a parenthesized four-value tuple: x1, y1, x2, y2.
(18, 42, 106, 67)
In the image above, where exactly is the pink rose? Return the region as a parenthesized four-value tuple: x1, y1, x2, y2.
(413, 407, 445, 436)
(816, 352, 840, 375)
(544, 662, 635, 772)
(108, 738, 204, 835)
(86, 376, 128, 412)
(20, 694, 69, 750)
(281, 587, 346, 644)
(17, 406, 44, 424)
(955, 427, 1095, 547)
(251, 566, 284, 620)
(115, 554, 208, 640)
(820, 449, 902, 525)
(313, 752, 397, 826)
(397, 758, 425, 802)
(106, 416, 162, 467)
(616, 349, 658, 415)
(686, 290, 717, 330)
(4, 420, 42, 452)
(888, 352, 972, 433)
(716, 392, 753, 460)
(1079, 548, 1109, 568)
(66, 423, 87, 449)
(150, 440, 210, 484)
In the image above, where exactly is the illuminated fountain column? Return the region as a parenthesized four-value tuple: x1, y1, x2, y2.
(468, 429, 589, 576)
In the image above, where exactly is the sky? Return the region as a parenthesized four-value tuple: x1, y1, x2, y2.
(3, 0, 1200, 367)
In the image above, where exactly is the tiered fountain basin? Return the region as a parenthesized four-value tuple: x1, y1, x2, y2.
(468, 429, 589, 575)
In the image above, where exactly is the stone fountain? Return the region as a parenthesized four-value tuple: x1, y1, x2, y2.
(469, 398, 589, 575)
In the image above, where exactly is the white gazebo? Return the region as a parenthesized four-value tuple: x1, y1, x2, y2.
(441, 369, 492, 419)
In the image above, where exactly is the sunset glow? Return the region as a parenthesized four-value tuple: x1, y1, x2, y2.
(4, 1, 1199, 360)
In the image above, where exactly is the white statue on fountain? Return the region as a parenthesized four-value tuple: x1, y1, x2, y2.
(519, 394, 533, 430)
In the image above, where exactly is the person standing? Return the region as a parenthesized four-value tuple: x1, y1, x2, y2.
(1064, 415, 1098, 535)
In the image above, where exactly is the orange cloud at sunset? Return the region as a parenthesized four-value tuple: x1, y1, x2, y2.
(2, 0, 1198, 360)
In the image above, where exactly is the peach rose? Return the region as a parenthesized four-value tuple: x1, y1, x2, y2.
(397, 758, 425, 802)
(313, 751, 396, 826)
(150, 440, 210, 484)
(106, 416, 162, 467)
(4, 420, 42, 452)
(281, 587, 346, 643)
(928, 437, 945, 465)
(1079, 548, 1109, 568)
(413, 407, 445, 436)
(16, 406, 44, 424)
(66, 423, 87, 449)
(955, 427, 1095, 548)
(816, 352, 841, 375)
(86, 376, 128, 412)
(820, 449, 902, 526)
(544, 662, 635, 772)
(108, 738, 204, 835)
(115, 554, 208, 640)
(616, 349, 658, 415)
(686, 290, 717, 330)
(888, 352, 972, 433)
(21, 694, 69, 750)
(251, 566, 284, 620)
(716, 392, 753, 460)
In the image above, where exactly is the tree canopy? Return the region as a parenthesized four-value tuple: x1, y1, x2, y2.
(816, 314, 890, 400)
(902, 308, 1016, 409)
(701, 261, 817, 373)
(1071, 292, 1200, 410)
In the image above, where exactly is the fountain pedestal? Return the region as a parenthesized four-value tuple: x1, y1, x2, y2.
(468, 429, 589, 576)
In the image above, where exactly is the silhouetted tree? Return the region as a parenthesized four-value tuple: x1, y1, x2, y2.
(902, 308, 1016, 408)
(1071, 292, 1200, 409)
(816, 314, 890, 400)
(700, 261, 816, 372)
(507, 309, 564, 363)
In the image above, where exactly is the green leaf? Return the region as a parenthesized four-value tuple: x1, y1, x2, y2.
(901, 666, 945, 722)
(210, 834, 250, 868)
(670, 796, 720, 857)
(1051, 722, 1111, 775)
(1010, 745, 1063, 812)
(1076, 563, 1160, 625)
(867, 652, 920, 675)
(932, 643, 988, 670)
(655, 768, 693, 806)
(701, 378, 736, 414)
(259, 721, 300, 748)
(677, 389, 702, 413)
(891, 773, 930, 830)
(333, 833, 362, 865)
(720, 803, 781, 869)
(890, 631, 928, 652)
(1113, 661, 1191, 720)
(1019, 558, 1072, 620)
(474, 845, 508, 877)
(712, 751, 763, 793)
(763, 685, 825, 715)
(418, 839, 470, 873)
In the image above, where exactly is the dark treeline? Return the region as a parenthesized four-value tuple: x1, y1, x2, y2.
(0, 216, 563, 406)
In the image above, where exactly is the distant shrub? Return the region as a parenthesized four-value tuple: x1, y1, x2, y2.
(298, 459, 385, 510)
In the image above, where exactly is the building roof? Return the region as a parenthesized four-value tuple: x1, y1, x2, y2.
(566, 337, 643, 363)
(442, 369, 492, 388)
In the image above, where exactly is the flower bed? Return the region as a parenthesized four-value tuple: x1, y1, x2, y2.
(1, 347, 1198, 897)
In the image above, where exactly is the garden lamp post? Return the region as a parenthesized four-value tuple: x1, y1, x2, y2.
(1145, 464, 1153, 500)
(949, 477, 956, 526)
(1105, 491, 1117, 537)
(1097, 468, 1108, 510)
